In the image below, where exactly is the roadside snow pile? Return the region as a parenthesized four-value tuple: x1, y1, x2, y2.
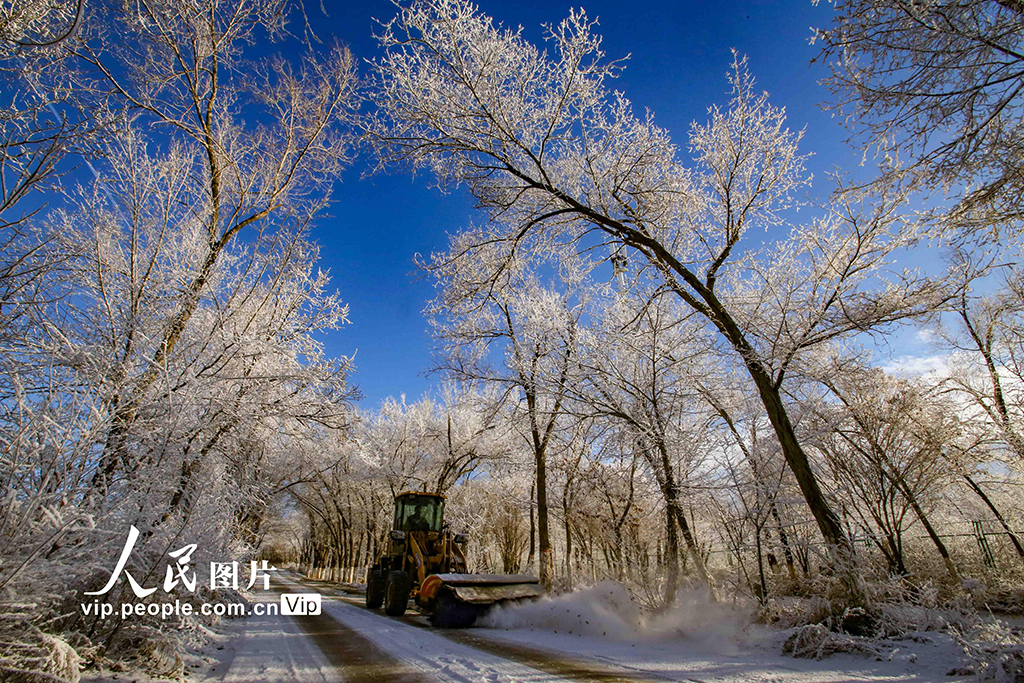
(480, 581, 753, 650)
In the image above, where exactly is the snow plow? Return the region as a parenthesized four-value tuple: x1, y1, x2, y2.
(365, 491, 544, 627)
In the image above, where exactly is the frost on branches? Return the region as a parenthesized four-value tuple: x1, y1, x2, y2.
(0, 0, 359, 678)
(369, 0, 947, 605)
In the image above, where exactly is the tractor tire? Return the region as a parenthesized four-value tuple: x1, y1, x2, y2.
(429, 590, 481, 628)
(365, 569, 385, 609)
(383, 570, 412, 616)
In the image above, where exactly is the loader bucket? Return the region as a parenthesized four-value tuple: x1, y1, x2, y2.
(420, 573, 544, 628)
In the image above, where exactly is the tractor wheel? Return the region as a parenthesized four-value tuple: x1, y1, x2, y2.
(365, 568, 385, 609)
(383, 570, 411, 616)
(429, 590, 481, 628)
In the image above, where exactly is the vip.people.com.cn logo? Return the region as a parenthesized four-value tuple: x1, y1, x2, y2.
(80, 525, 321, 620)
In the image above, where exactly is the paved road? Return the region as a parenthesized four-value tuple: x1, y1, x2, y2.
(273, 572, 675, 683)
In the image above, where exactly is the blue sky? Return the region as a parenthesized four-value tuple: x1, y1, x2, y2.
(311, 0, 928, 409)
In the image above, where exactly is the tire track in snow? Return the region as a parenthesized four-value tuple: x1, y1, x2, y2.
(283, 575, 555, 682)
(275, 574, 428, 683)
(213, 588, 346, 683)
(396, 615, 688, 683)
(295, 609, 425, 683)
(291, 574, 694, 683)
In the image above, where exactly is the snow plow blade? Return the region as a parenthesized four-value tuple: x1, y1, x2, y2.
(420, 573, 543, 628)
(424, 573, 545, 603)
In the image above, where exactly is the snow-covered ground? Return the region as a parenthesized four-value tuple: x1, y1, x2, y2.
(290, 575, 973, 683)
(82, 590, 339, 683)
(279, 573, 565, 683)
(475, 582, 968, 682)
(86, 574, 981, 683)
(210, 590, 338, 683)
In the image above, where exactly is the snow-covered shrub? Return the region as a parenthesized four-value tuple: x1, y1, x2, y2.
(875, 600, 975, 639)
(759, 595, 834, 629)
(758, 564, 882, 635)
(769, 567, 1024, 669)
(954, 620, 1024, 682)
(105, 626, 184, 681)
(966, 577, 1024, 616)
(781, 622, 884, 660)
(0, 603, 81, 683)
(860, 575, 978, 638)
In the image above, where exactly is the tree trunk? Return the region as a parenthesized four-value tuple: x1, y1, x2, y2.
(771, 503, 798, 581)
(963, 474, 1024, 561)
(960, 305, 1024, 465)
(755, 528, 767, 604)
(536, 441, 553, 587)
(884, 532, 909, 577)
(877, 462, 960, 584)
(655, 438, 718, 601)
(618, 237, 859, 600)
(670, 503, 718, 601)
(563, 499, 573, 590)
(664, 500, 680, 606)
(90, 244, 227, 500)
(740, 357, 864, 604)
(527, 481, 536, 573)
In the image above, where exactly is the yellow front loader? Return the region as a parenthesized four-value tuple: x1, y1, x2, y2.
(365, 491, 543, 627)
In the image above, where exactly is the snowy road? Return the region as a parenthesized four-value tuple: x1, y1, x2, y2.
(203, 573, 970, 683)
(278, 573, 664, 683)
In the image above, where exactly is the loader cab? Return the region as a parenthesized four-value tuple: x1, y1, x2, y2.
(393, 491, 445, 533)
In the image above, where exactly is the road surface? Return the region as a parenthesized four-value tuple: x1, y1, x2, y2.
(199, 571, 967, 683)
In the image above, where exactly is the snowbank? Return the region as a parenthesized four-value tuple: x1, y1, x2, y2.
(480, 581, 753, 651)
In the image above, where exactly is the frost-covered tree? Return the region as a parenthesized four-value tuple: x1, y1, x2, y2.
(1, 0, 82, 47)
(573, 289, 719, 602)
(0, 126, 359, 615)
(40, 0, 361, 498)
(294, 387, 518, 582)
(355, 387, 508, 496)
(425, 253, 583, 587)
(817, 0, 1024, 234)
(39, 126, 357, 515)
(1, 21, 94, 347)
(938, 267, 1024, 466)
(806, 365, 960, 581)
(0, 0, 361, 674)
(701, 378, 801, 602)
(369, 0, 944, 601)
(904, 372, 1024, 565)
